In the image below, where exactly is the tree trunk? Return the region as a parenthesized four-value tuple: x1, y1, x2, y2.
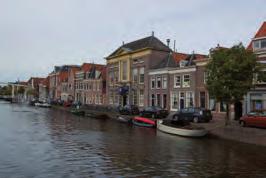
(225, 102, 230, 126)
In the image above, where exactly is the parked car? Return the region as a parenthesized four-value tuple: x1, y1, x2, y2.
(239, 111, 266, 128)
(119, 105, 139, 115)
(172, 107, 212, 123)
(139, 106, 169, 119)
(63, 100, 73, 107)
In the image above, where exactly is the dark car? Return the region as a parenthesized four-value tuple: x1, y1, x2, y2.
(239, 111, 266, 128)
(139, 106, 169, 119)
(172, 107, 212, 123)
(119, 105, 139, 115)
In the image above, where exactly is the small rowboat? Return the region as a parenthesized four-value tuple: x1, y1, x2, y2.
(71, 109, 85, 116)
(157, 120, 208, 137)
(116, 115, 132, 123)
(132, 116, 156, 128)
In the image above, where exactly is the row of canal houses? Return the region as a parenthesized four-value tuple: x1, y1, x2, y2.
(24, 21, 266, 116)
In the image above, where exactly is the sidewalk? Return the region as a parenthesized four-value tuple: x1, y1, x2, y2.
(195, 118, 266, 147)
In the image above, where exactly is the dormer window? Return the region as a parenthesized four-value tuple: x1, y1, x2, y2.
(179, 60, 187, 67)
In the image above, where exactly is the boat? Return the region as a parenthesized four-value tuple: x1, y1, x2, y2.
(70, 109, 85, 116)
(116, 115, 132, 123)
(35, 102, 51, 108)
(132, 116, 156, 128)
(157, 120, 208, 137)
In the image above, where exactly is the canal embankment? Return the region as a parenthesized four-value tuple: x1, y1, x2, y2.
(52, 105, 266, 147)
(194, 118, 266, 147)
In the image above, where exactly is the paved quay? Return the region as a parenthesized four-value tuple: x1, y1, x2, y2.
(195, 117, 266, 147)
(52, 106, 266, 147)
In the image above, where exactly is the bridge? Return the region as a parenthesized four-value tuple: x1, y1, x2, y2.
(0, 82, 30, 101)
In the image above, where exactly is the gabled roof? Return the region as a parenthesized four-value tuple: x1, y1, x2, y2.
(247, 21, 266, 50)
(152, 52, 178, 69)
(107, 35, 171, 59)
(39, 77, 49, 87)
(173, 52, 189, 62)
(151, 52, 206, 70)
(27, 77, 46, 85)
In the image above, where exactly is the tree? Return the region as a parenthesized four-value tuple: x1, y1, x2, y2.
(206, 43, 257, 125)
(17, 87, 25, 94)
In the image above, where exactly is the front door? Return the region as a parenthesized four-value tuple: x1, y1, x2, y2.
(163, 94, 167, 109)
(180, 92, 185, 109)
(123, 95, 127, 106)
(234, 101, 243, 120)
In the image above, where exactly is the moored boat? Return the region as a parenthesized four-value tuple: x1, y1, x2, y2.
(157, 120, 208, 137)
(116, 115, 132, 123)
(71, 109, 85, 116)
(132, 116, 156, 128)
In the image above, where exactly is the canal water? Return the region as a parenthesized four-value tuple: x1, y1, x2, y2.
(0, 101, 266, 178)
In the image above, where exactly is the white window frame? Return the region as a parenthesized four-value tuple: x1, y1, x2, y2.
(132, 68, 138, 83)
(156, 93, 161, 107)
(139, 67, 144, 84)
(122, 60, 128, 81)
(183, 74, 190, 88)
(174, 75, 181, 88)
(156, 76, 161, 89)
(139, 89, 144, 107)
(185, 91, 194, 108)
(162, 76, 167, 89)
(170, 92, 179, 111)
(151, 77, 155, 89)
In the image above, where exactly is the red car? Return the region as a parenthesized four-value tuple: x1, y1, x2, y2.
(240, 111, 266, 128)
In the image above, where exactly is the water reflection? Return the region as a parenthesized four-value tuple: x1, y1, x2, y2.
(0, 101, 266, 177)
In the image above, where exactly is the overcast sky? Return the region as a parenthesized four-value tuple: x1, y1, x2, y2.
(0, 0, 266, 82)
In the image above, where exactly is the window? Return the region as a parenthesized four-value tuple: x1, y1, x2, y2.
(209, 98, 216, 111)
(132, 90, 138, 105)
(114, 70, 118, 82)
(179, 60, 187, 67)
(151, 77, 155, 89)
(253, 40, 260, 49)
(132, 68, 138, 83)
(185, 92, 194, 107)
(99, 95, 102, 104)
(156, 76, 161, 88)
(157, 94, 161, 107)
(151, 94, 155, 106)
(171, 93, 178, 110)
(139, 67, 144, 84)
(109, 92, 113, 104)
(220, 101, 227, 112)
(122, 61, 128, 80)
(109, 71, 113, 85)
(174, 75, 181, 88)
(200, 92, 206, 108)
(183, 74, 190, 87)
(139, 89, 144, 106)
(162, 76, 167, 89)
(261, 39, 266, 48)
(204, 72, 207, 84)
(253, 39, 266, 50)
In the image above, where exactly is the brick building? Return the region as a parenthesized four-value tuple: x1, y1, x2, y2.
(106, 34, 171, 107)
(75, 63, 106, 105)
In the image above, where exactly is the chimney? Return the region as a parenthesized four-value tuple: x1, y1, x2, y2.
(166, 39, 170, 47)
(122, 41, 125, 45)
(152, 31, 154, 36)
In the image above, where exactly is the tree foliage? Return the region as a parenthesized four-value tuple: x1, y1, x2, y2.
(0, 86, 12, 95)
(206, 43, 257, 124)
